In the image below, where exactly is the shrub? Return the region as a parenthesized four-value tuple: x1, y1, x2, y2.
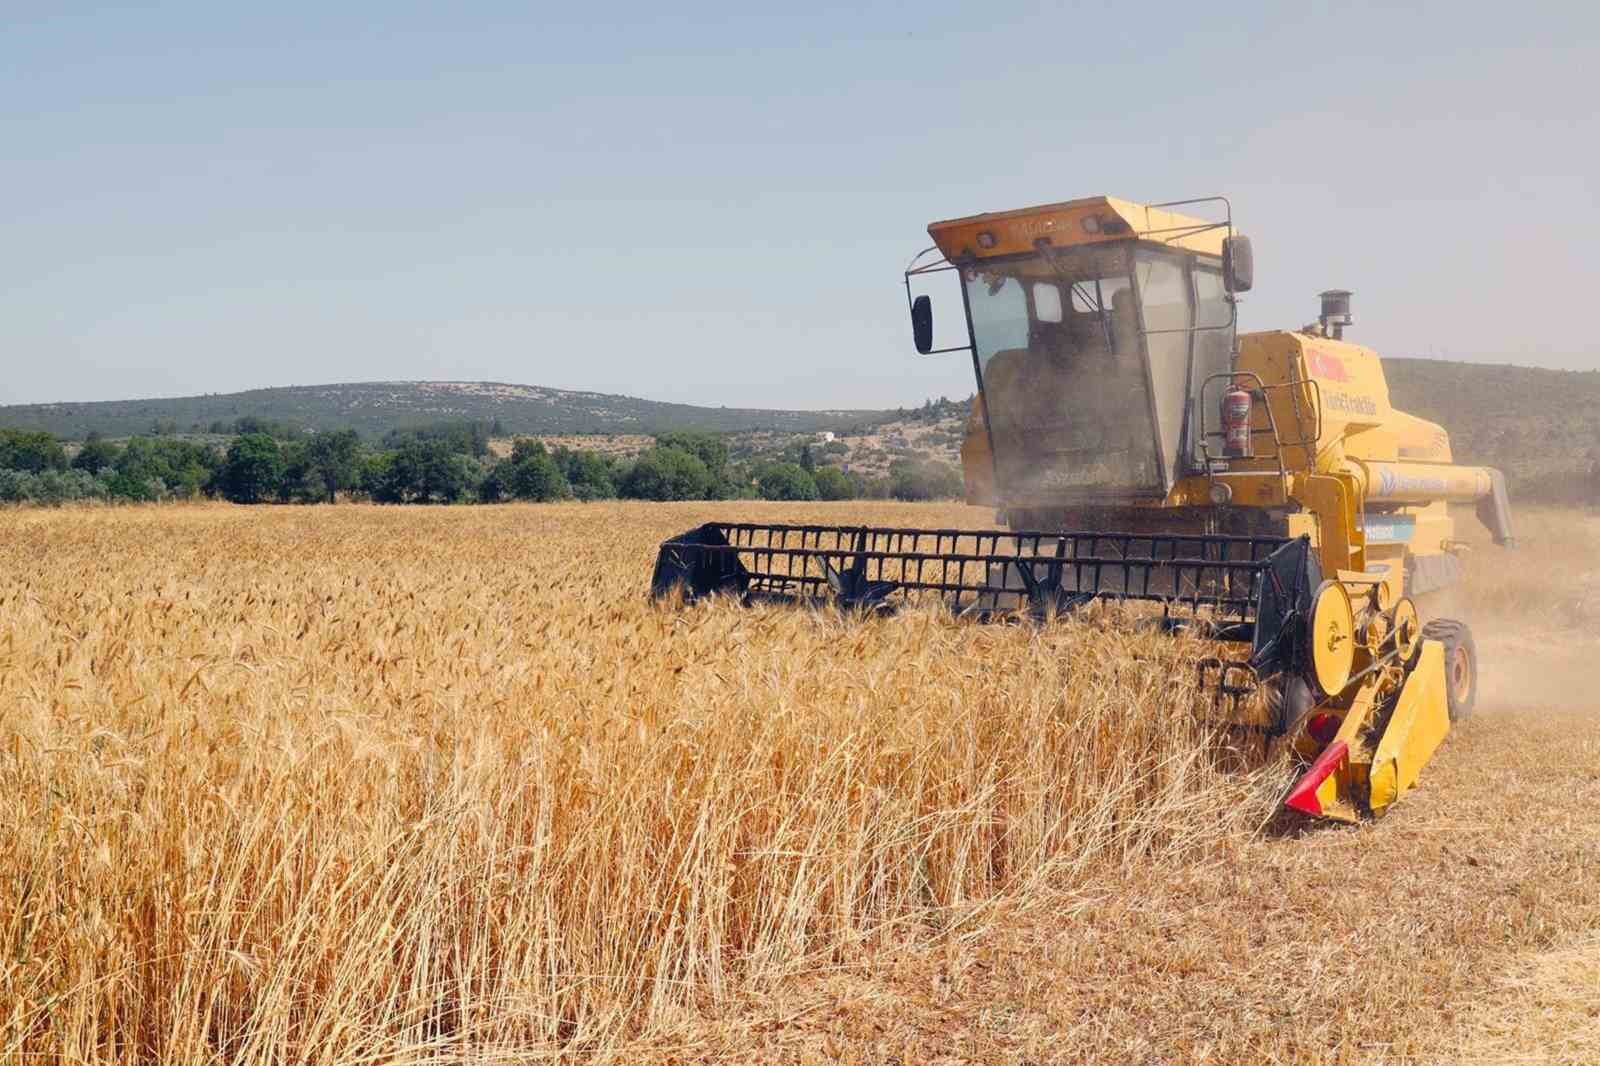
(383, 420, 491, 458)
(0, 470, 29, 502)
(368, 440, 482, 503)
(852, 474, 893, 500)
(494, 446, 570, 502)
(619, 447, 714, 501)
(300, 430, 364, 503)
(812, 466, 854, 501)
(219, 434, 285, 504)
(231, 416, 305, 441)
(72, 434, 120, 476)
(554, 448, 617, 501)
(888, 458, 963, 501)
(0, 429, 67, 473)
(653, 432, 728, 483)
(0, 468, 110, 504)
(115, 436, 220, 499)
(757, 462, 818, 501)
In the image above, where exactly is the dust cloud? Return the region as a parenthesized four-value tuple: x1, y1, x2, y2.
(1444, 508, 1600, 715)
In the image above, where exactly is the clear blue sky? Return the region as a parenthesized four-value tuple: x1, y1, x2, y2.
(4, 1, 1596, 408)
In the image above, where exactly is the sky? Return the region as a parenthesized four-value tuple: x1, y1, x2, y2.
(3, 1, 1597, 409)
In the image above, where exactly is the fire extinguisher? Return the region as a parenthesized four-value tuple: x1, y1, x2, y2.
(1222, 385, 1254, 459)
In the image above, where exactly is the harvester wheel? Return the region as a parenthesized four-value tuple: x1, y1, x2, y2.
(1391, 597, 1422, 667)
(1308, 580, 1356, 698)
(1421, 619, 1477, 721)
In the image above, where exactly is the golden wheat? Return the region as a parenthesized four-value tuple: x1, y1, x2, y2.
(2, 502, 1591, 1063)
(0, 501, 1284, 1061)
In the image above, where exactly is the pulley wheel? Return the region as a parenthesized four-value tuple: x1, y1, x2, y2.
(1308, 580, 1356, 698)
(1391, 597, 1421, 666)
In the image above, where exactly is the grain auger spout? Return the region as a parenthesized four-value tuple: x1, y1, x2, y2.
(652, 194, 1513, 821)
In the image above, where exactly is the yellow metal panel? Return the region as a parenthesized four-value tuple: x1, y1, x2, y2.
(1235, 331, 1319, 472)
(1166, 472, 1289, 508)
(927, 195, 1225, 262)
(1296, 472, 1365, 576)
(1369, 641, 1452, 813)
(1359, 461, 1495, 504)
(1103, 196, 1229, 255)
(1390, 410, 1454, 462)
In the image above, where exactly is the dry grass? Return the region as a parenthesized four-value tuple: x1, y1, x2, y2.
(486, 434, 653, 460)
(1, 502, 1595, 1064)
(1, 501, 1278, 1062)
(1453, 934, 1600, 1065)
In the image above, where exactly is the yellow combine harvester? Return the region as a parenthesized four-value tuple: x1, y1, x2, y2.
(653, 195, 1514, 822)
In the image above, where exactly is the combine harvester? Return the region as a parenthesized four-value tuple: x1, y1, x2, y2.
(652, 195, 1514, 822)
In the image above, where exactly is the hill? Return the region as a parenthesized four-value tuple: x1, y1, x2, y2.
(1384, 357, 1600, 498)
(725, 360, 1600, 498)
(0, 360, 1594, 500)
(0, 381, 900, 440)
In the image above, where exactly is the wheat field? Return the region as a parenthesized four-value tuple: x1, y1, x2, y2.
(2, 502, 1595, 1064)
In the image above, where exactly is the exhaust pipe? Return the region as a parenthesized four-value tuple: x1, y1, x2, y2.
(1319, 289, 1352, 340)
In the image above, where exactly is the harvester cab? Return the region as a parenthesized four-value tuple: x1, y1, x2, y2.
(652, 194, 1515, 824)
(907, 196, 1247, 516)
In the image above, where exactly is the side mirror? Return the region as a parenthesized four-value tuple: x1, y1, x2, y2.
(1223, 235, 1254, 294)
(910, 294, 934, 353)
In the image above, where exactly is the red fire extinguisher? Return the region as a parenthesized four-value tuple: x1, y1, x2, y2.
(1222, 385, 1254, 458)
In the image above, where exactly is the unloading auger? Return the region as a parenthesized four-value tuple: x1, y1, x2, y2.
(652, 195, 1514, 822)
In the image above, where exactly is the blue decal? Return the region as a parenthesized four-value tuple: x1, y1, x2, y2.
(1360, 515, 1416, 543)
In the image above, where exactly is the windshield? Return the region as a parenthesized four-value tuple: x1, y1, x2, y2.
(965, 244, 1163, 498)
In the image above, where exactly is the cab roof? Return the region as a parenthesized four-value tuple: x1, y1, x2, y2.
(927, 195, 1226, 262)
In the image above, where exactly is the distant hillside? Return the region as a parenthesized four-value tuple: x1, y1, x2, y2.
(0, 381, 899, 440)
(1, 361, 1593, 501)
(1384, 358, 1599, 499)
(733, 362, 1600, 496)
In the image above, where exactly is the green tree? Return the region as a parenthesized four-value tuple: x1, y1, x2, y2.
(509, 438, 547, 462)
(493, 442, 570, 502)
(383, 420, 491, 458)
(368, 440, 480, 503)
(812, 465, 854, 500)
(799, 443, 816, 473)
(301, 429, 363, 502)
(0, 429, 67, 473)
(232, 416, 304, 441)
(110, 436, 219, 499)
(109, 437, 171, 500)
(888, 458, 963, 501)
(654, 432, 728, 482)
(72, 433, 120, 475)
(0, 469, 108, 504)
(275, 441, 315, 502)
(219, 433, 285, 504)
(757, 462, 818, 501)
(553, 447, 617, 501)
(620, 447, 713, 500)
(359, 451, 399, 502)
(851, 474, 891, 499)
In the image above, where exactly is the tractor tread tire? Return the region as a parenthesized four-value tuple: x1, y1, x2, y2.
(1422, 618, 1477, 722)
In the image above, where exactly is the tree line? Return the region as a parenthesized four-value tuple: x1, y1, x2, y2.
(0, 424, 965, 506)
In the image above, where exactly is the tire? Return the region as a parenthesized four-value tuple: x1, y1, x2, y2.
(1421, 619, 1477, 722)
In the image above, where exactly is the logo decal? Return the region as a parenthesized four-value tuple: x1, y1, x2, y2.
(1324, 390, 1378, 417)
(1359, 514, 1416, 543)
(1305, 348, 1349, 382)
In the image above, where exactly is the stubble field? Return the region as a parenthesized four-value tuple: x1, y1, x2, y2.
(2, 501, 1596, 1064)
